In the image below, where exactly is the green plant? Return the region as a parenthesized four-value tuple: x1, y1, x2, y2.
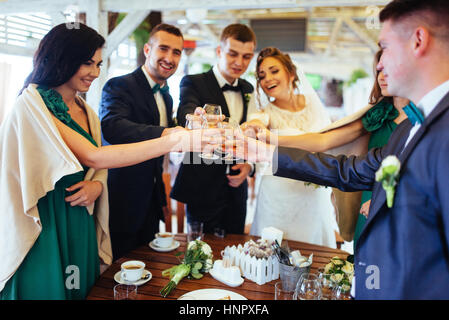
(345, 68, 369, 87)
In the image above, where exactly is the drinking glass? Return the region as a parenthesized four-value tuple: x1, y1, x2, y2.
(218, 117, 242, 161)
(332, 284, 352, 300)
(113, 284, 137, 300)
(316, 268, 334, 300)
(187, 221, 204, 242)
(199, 104, 222, 160)
(185, 114, 202, 130)
(294, 273, 322, 300)
(274, 281, 296, 300)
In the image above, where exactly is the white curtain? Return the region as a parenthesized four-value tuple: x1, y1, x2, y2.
(0, 61, 12, 125)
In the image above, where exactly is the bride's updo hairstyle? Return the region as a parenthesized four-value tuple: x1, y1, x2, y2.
(255, 47, 300, 105)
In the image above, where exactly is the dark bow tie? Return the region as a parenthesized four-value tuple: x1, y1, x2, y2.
(402, 102, 424, 125)
(152, 83, 169, 94)
(222, 83, 241, 92)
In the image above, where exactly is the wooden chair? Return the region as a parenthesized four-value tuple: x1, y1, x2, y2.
(162, 173, 185, 234)
(335, 231, 345, 250)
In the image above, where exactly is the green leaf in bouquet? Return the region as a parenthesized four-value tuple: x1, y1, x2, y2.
(191, 272, 203, 279)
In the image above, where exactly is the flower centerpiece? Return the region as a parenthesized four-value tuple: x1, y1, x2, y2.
(323, 256, 354, 296)
(160, 239, 213, 298)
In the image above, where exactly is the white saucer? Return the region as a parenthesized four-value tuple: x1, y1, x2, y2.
(149, 240, 180, 252)
(114, 269, 152, 286)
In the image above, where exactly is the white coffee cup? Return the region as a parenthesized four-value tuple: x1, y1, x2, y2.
(121, 260, 145, 282)
(154, 232, 174, 248)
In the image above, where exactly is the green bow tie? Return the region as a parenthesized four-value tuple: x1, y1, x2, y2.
(152, 83, 169, 94)
(402, 102, 424, 125)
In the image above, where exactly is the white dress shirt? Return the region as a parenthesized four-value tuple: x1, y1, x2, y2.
(402, 79, 449, 151)
(212, 65, 245, 123)
(212, 65, 256, 174)
(141, 66, 168, 127)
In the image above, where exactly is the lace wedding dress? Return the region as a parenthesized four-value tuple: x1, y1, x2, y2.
(249, 95, 338, 248)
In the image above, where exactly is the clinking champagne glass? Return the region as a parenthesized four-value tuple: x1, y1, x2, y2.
(218, 117, 241, 161)
(199, 104, 222, 160)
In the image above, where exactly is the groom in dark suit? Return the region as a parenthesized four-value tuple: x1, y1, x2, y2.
(171, 24, 257, 235)
(241, 0, 449, 299)
(99, 24, 184, 260)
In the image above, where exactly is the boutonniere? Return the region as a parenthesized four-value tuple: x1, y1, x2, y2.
(244, 93, 252, 105)
(375, 155, 401, 208)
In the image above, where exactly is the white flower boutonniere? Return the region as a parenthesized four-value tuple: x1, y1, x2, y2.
(375, 155, 401, 208)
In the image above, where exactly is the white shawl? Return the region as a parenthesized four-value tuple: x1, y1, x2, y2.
(0, 84, 112, 292)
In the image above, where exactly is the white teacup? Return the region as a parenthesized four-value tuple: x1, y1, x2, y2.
(154, 232, 174, 248)
(121, 260, 145, 282)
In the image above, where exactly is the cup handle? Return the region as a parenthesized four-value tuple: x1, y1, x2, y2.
(122, 272, 127, 281)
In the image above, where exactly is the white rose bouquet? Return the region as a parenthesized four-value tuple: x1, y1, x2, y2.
(160, 240, 213, 297)
(323, 256, 353, 293)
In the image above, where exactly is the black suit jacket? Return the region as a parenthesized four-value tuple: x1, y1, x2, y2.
(171, 68, 253, 206)
(99, 67, 174, 234)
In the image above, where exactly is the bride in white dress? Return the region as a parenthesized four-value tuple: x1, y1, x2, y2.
(248, 47, 338, 248)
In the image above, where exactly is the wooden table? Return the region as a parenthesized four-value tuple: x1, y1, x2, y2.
(87, 233, 349, 300)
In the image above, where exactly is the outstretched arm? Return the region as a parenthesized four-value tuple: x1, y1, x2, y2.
(52, 115, 219, 170)
(274, 146, 382, 192)
(278, 120, 366, 152)
(243, 119, 366, 152)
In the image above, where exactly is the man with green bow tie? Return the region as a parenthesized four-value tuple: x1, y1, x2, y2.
(99, 24, 185, 261)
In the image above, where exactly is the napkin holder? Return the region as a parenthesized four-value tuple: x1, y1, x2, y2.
(222, 244, 279, 285)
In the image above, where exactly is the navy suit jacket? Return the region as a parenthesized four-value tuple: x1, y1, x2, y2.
(171, 68, 253, 206)
(99, 67, 174, 234)
(274, 90, 449, 299)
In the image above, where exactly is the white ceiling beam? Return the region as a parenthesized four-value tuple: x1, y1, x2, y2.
(325, 16, 343, 56)
(197, 23, 219, 45)
(103, 0, 298, 12)
(342, 16, 378, 53)
(0, 0, 75, 15)
(104, 10, 150, 59)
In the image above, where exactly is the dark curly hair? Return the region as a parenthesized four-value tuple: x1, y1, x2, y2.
(21, 23, 105, 94)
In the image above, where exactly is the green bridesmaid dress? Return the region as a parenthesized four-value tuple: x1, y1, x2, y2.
(352, 100, 399, 250)
(0, 87, 100, 300)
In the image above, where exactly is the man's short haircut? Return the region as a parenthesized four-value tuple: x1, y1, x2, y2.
(220, 23, 256, 46)
(380, 0, 449, 40)
(148, 23, 184, 42)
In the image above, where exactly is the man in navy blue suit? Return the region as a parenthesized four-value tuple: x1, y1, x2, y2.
(239, 0, 449, 299)
(99, 24, 184, 260)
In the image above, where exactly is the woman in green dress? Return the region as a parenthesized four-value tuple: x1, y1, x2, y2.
(0, 23, 218, 300)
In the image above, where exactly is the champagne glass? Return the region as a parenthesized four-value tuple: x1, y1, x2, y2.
(199, 104, 222, 160)
(218, 117, 242, 161)
(294, 273, 322, 300)
(185, 114, 202, 130)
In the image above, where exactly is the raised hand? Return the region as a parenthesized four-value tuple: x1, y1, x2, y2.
(225, 130, 275, 163)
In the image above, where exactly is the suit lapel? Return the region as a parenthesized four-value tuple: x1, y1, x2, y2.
(238, 79, 252, 124)
(204, 69, 230, 117)
(133, 67, 161, 125)
(162, 91, 174, 127)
